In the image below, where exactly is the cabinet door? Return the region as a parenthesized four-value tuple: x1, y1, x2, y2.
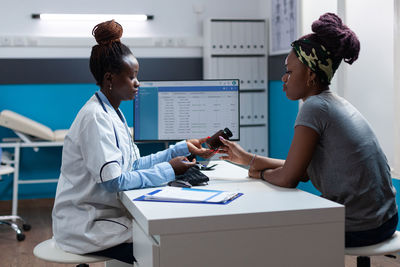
(132, 219, 160, 267)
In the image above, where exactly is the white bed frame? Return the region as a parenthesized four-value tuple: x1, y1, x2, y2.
(0, 110, 66, 217)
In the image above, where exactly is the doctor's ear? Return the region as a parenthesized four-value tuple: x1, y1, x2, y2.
(103, 72, 113, 91)
(104, 72, 113, 82)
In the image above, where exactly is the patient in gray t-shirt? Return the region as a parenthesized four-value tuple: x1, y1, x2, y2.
(295, 90, 397, 232)
(218, 13, 397, 247)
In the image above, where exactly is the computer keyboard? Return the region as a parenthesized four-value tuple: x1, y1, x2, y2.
(175, 167, 209, 186)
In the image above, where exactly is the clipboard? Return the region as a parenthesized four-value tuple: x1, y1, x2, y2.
(134, 187, 243, 205)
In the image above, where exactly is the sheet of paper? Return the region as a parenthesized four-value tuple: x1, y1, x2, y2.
(144, 187, 239, 203)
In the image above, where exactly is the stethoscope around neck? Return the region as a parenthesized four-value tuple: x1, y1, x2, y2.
(95, 92, 138, 167)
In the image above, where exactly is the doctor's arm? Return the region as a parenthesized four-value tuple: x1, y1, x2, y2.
(248, 125, 318, 188)
(132, 140, 189, 169)
(133, 138, 213, 169)
(101, 157, 195, 192)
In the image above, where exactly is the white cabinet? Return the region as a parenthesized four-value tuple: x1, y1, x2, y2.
(204, 19, 268, 156)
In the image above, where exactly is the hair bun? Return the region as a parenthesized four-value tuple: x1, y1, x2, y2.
(311, 13, 360, 64)
(92, 20, 123, 45)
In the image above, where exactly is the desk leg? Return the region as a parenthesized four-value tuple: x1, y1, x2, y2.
(12, 145, 20, 218)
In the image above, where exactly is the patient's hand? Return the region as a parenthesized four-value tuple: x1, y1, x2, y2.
(186, 138, 214, 158)
(217, 136, 252, 166)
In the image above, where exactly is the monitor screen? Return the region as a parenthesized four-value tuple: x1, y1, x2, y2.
(134, 79, 240, 142)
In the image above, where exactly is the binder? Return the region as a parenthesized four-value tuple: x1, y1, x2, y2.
(211, 22, 219, 54)
(216, 57, 224, 78)
(238, 126, 245, 147)
(214, 22, 224, 55)
(210, 57, 218, 79)
(254, 126, 268, 156)
(253, 91, 267, 124)
(261, 126, 268, 156)
(258, 57, 267, 90)
(134, 187, 243, 205)
(239, 93, 246, 125)
(258, 22, 266, 53)
(251, 93, 258, 124)
(246, 127, 252, 154)
(225, 57, 234, 79)
(238, 57, 247, 89)
(252, 22, 260, 54)
(231, 22, 240, 55)
(254, 22, 266, 54)
(222, 21, 233, 54)
(241, 93, 252, 125)
(244, 22, 253, 54)
(231, 57, 240, 82)
(240, 127, 252, 153)
(244, 57, 253, 90)
(238, 22, 246, 53)
(254, 127, 260, 155)
(250, 57, 259, 90)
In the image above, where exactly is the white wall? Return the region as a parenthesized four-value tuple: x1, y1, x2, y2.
(0, 0, 269, 58)
(395, 0, 400, 176)
(343, 0, 395, 168)
(300, 0, 338, 94)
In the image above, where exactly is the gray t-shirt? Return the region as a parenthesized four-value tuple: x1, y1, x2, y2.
(295, 90, 397, 231)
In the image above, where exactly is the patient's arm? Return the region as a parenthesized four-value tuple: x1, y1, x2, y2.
(249, 125, 318, 188)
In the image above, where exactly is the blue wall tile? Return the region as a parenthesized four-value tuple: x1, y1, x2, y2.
(268, 80, 298, 159)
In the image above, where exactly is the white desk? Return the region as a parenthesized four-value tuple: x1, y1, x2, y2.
(120, 161, 345, 267)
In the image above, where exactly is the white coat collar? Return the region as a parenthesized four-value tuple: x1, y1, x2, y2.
(96, 91, 125, 123)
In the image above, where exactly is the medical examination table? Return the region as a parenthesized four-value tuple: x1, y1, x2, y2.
(0, 110, 67, 234)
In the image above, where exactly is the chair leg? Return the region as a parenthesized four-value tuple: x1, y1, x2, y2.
(0, 215, 31, 231)
(0, 220, 25, 241)
(357, 256, 370, 267)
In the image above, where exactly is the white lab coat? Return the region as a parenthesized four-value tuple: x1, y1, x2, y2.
(52, 92, 186, 254)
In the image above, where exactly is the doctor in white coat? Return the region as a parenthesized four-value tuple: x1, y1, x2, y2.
(52, 20, 214, 264)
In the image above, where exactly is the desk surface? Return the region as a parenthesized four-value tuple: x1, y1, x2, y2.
(120, 160, 343, 236)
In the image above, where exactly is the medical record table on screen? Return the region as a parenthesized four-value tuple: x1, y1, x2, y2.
(134, 80, 240, 141)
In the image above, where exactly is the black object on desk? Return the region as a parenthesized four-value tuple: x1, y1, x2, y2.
(169, 167, 210, 188)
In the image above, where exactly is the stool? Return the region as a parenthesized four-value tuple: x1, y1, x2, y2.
(345, 231, 400, 267)
(33, 238, 110, 267)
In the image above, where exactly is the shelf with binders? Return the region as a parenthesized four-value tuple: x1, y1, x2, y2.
(203, 18, 268, 157)
(206, 19, 267, 56)
(239, 91, 267, 127)
(205, 56, 267, 91)
(239, 125, 268, 157)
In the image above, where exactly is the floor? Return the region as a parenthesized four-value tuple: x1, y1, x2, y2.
(1, 198, 400, 267)
(0, 199, 104, 267)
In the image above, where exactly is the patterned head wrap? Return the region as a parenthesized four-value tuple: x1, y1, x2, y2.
(291, 39, 341, 85)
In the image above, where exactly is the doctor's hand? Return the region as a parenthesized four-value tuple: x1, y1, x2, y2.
(218, 136, 253, 166)
(169, 156, 196, 175)
(186, 138, 214, 159)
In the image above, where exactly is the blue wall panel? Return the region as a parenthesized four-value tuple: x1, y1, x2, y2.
(268, 80, 298, 159)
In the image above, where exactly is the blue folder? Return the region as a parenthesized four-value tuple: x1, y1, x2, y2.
(134, 187, 243, 205)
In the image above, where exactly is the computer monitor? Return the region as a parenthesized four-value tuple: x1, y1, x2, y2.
(134, 79, 240, 142)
